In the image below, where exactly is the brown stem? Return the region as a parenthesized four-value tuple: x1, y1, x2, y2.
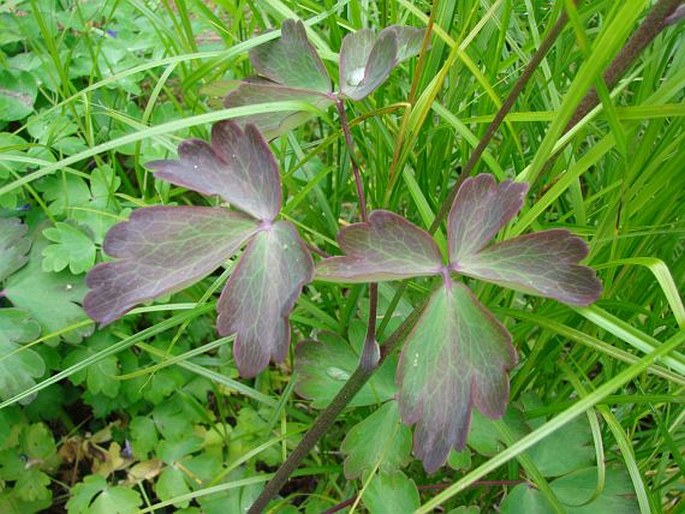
(335, 97, 380, 370)
(336, 98, 368, 220)
(565, 0, 683, 131)
(430, 5, 571, 234)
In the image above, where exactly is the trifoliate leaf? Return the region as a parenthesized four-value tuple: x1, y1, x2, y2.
(3, 229, 91, 344)
(84, 206, 260, 325)
(456, 230, 602, 305)
(147, 122, 282, 221)
(42, 222, 96, 274)
(294, 331, 396, 408)
(0, 70, 37, 121)
(66, 475, 142, 514)
(397, 281, 516, 473)
(362, 471, 420, 514)
(316, 209, 443, 282)
(0, 310, 44, 403)
(217, 220, 313, 377)
(0, 217, 30, 281)
(341, 400, 412, 479)
(249, 19, 330, 93)
(447, 174, 529, 262)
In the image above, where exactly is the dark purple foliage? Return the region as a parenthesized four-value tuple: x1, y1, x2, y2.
(84, 121, 313, 377)
(314, 173, 602, 472)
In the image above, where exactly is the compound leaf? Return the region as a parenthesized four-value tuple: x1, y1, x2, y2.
(217, 220, 313, 377)
(339, 28, 397, 100)
(456, 230, 602, 306)
(397, 281, 516, 473)
(0, 309, 43, 404)
(223, 81, 333, 140)
(147, 121, 281, 221)
(448, 174, 529, 262)
(341, 400, 412, 479)
(84, 206, 260, 325)
(316, 210, 443, 282)
(249, 19, 330, 93)
(0, 217, 30, 281)
(294, 331, 397, 408)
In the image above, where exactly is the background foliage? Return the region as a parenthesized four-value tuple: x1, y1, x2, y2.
(0, 0, 683, 512)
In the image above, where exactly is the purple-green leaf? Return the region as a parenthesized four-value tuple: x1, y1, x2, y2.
(217, 220, 313, 377)
(386, 25, 426, 62)
(316, 210, 443, 283)
(339, 28, 398, 101)
(84, 206, 260, 325)
(222, 82, 334, 140)
(455, 229, 602, 305)
(448, 174, 529, 262)
(147, 121, 281, 221)
(397, 280, 516, 473)
(249, 19, 331, 93)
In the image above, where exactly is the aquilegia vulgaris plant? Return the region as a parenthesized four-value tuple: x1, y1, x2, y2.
(83, 18, 603, 476)
(84, 117, 601, 472)
(314, 174, 602, 471)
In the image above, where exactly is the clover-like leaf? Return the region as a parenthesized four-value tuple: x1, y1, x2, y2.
(397, 281, 516, 473)
(217, 220, 313, 377)
(456, 230, 602, 305)
(147, 121, 281, 221)
(84, 206, 260, 325)
(448, 174, 529, 262)
(249, 19, 331, 93)
(316, 210, 443, 282)
(223, 81, 334, 140)
(0, 217, 30, 281)
(339, 28, 397, 100)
